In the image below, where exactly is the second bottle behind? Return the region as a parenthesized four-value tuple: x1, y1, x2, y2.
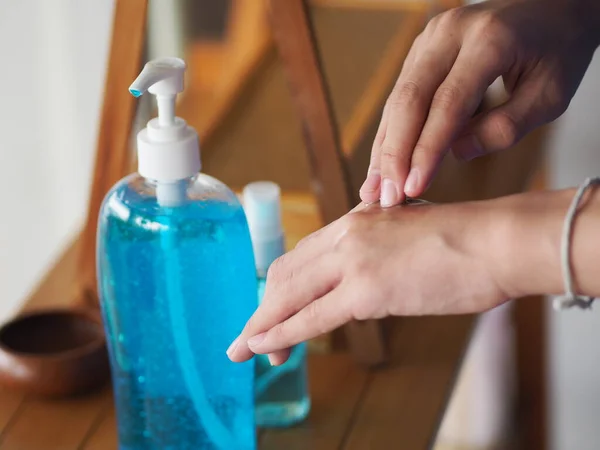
(243, 182, 311, 428)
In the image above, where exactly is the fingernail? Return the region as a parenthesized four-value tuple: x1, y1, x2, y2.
(453, 136, 484, 161)
(360, 169, 381, 193)
(404, 168, 420, 196)
(226, 337, 240, 358)
(248, 332, 266, 349)
(380, 178, 398, 207)
(267, 354, 277, 366)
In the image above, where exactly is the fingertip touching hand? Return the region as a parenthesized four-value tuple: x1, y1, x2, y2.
(360, 0, 600, 207)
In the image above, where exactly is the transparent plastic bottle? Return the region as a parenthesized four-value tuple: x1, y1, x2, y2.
(243, 182, 311, 428)
(97, 58, 257, 449)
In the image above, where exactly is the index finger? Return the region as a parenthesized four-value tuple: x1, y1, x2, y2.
(405, 42, 510, 196)
(379, 40, 459, 207)
(247, 285, 353, 355)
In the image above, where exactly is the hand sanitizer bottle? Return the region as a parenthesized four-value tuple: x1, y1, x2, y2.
(96, 57, 257, 449)
(242, 181, 311, 427)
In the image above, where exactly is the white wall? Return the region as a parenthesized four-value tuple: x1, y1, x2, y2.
(436, 304, 515, 449)
(0, 0, 114, 321)
(548, 50, 600, 450)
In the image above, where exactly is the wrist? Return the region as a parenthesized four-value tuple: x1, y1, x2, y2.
(470, 191, 568, 299)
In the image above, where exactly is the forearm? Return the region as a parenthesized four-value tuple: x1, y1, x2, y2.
(475, 187, 600, 299)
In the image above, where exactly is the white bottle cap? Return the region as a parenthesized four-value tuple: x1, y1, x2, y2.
(129, 57, 200, 183)
(242, 182, 286, 274)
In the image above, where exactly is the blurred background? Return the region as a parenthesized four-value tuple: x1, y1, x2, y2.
(1, 0, 600, 449)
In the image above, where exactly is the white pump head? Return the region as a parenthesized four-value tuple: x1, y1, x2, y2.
(243, 181, 286, 274)
(129, 57, 200, 184)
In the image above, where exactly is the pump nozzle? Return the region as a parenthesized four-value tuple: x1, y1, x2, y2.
(129, 57, 186, 127)
(129, 57, 185, 96)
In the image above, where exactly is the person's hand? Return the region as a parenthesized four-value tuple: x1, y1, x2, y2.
(226, 201, 511, 365)
(360, 0, 600, 207)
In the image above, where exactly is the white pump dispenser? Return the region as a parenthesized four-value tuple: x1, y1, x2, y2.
(129, 57, 201, 195)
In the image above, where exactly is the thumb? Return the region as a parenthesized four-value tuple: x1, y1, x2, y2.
(451, 80, 564, 161)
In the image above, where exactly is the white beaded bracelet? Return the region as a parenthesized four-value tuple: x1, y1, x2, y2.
(553, 176, 600, 311)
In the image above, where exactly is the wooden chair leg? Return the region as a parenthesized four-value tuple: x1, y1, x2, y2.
(267, 0, 387, 365)
(78, 0, 149, 306)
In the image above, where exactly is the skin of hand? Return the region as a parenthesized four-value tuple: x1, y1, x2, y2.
(360, 0, 600, 207)
(227, 188, 600, 365)
(226, 198, 519, 365)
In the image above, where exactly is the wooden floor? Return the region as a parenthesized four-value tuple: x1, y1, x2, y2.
(0, 193, 474, 450)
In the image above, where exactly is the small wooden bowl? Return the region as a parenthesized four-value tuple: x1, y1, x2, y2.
(0, 308, 110, 398)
